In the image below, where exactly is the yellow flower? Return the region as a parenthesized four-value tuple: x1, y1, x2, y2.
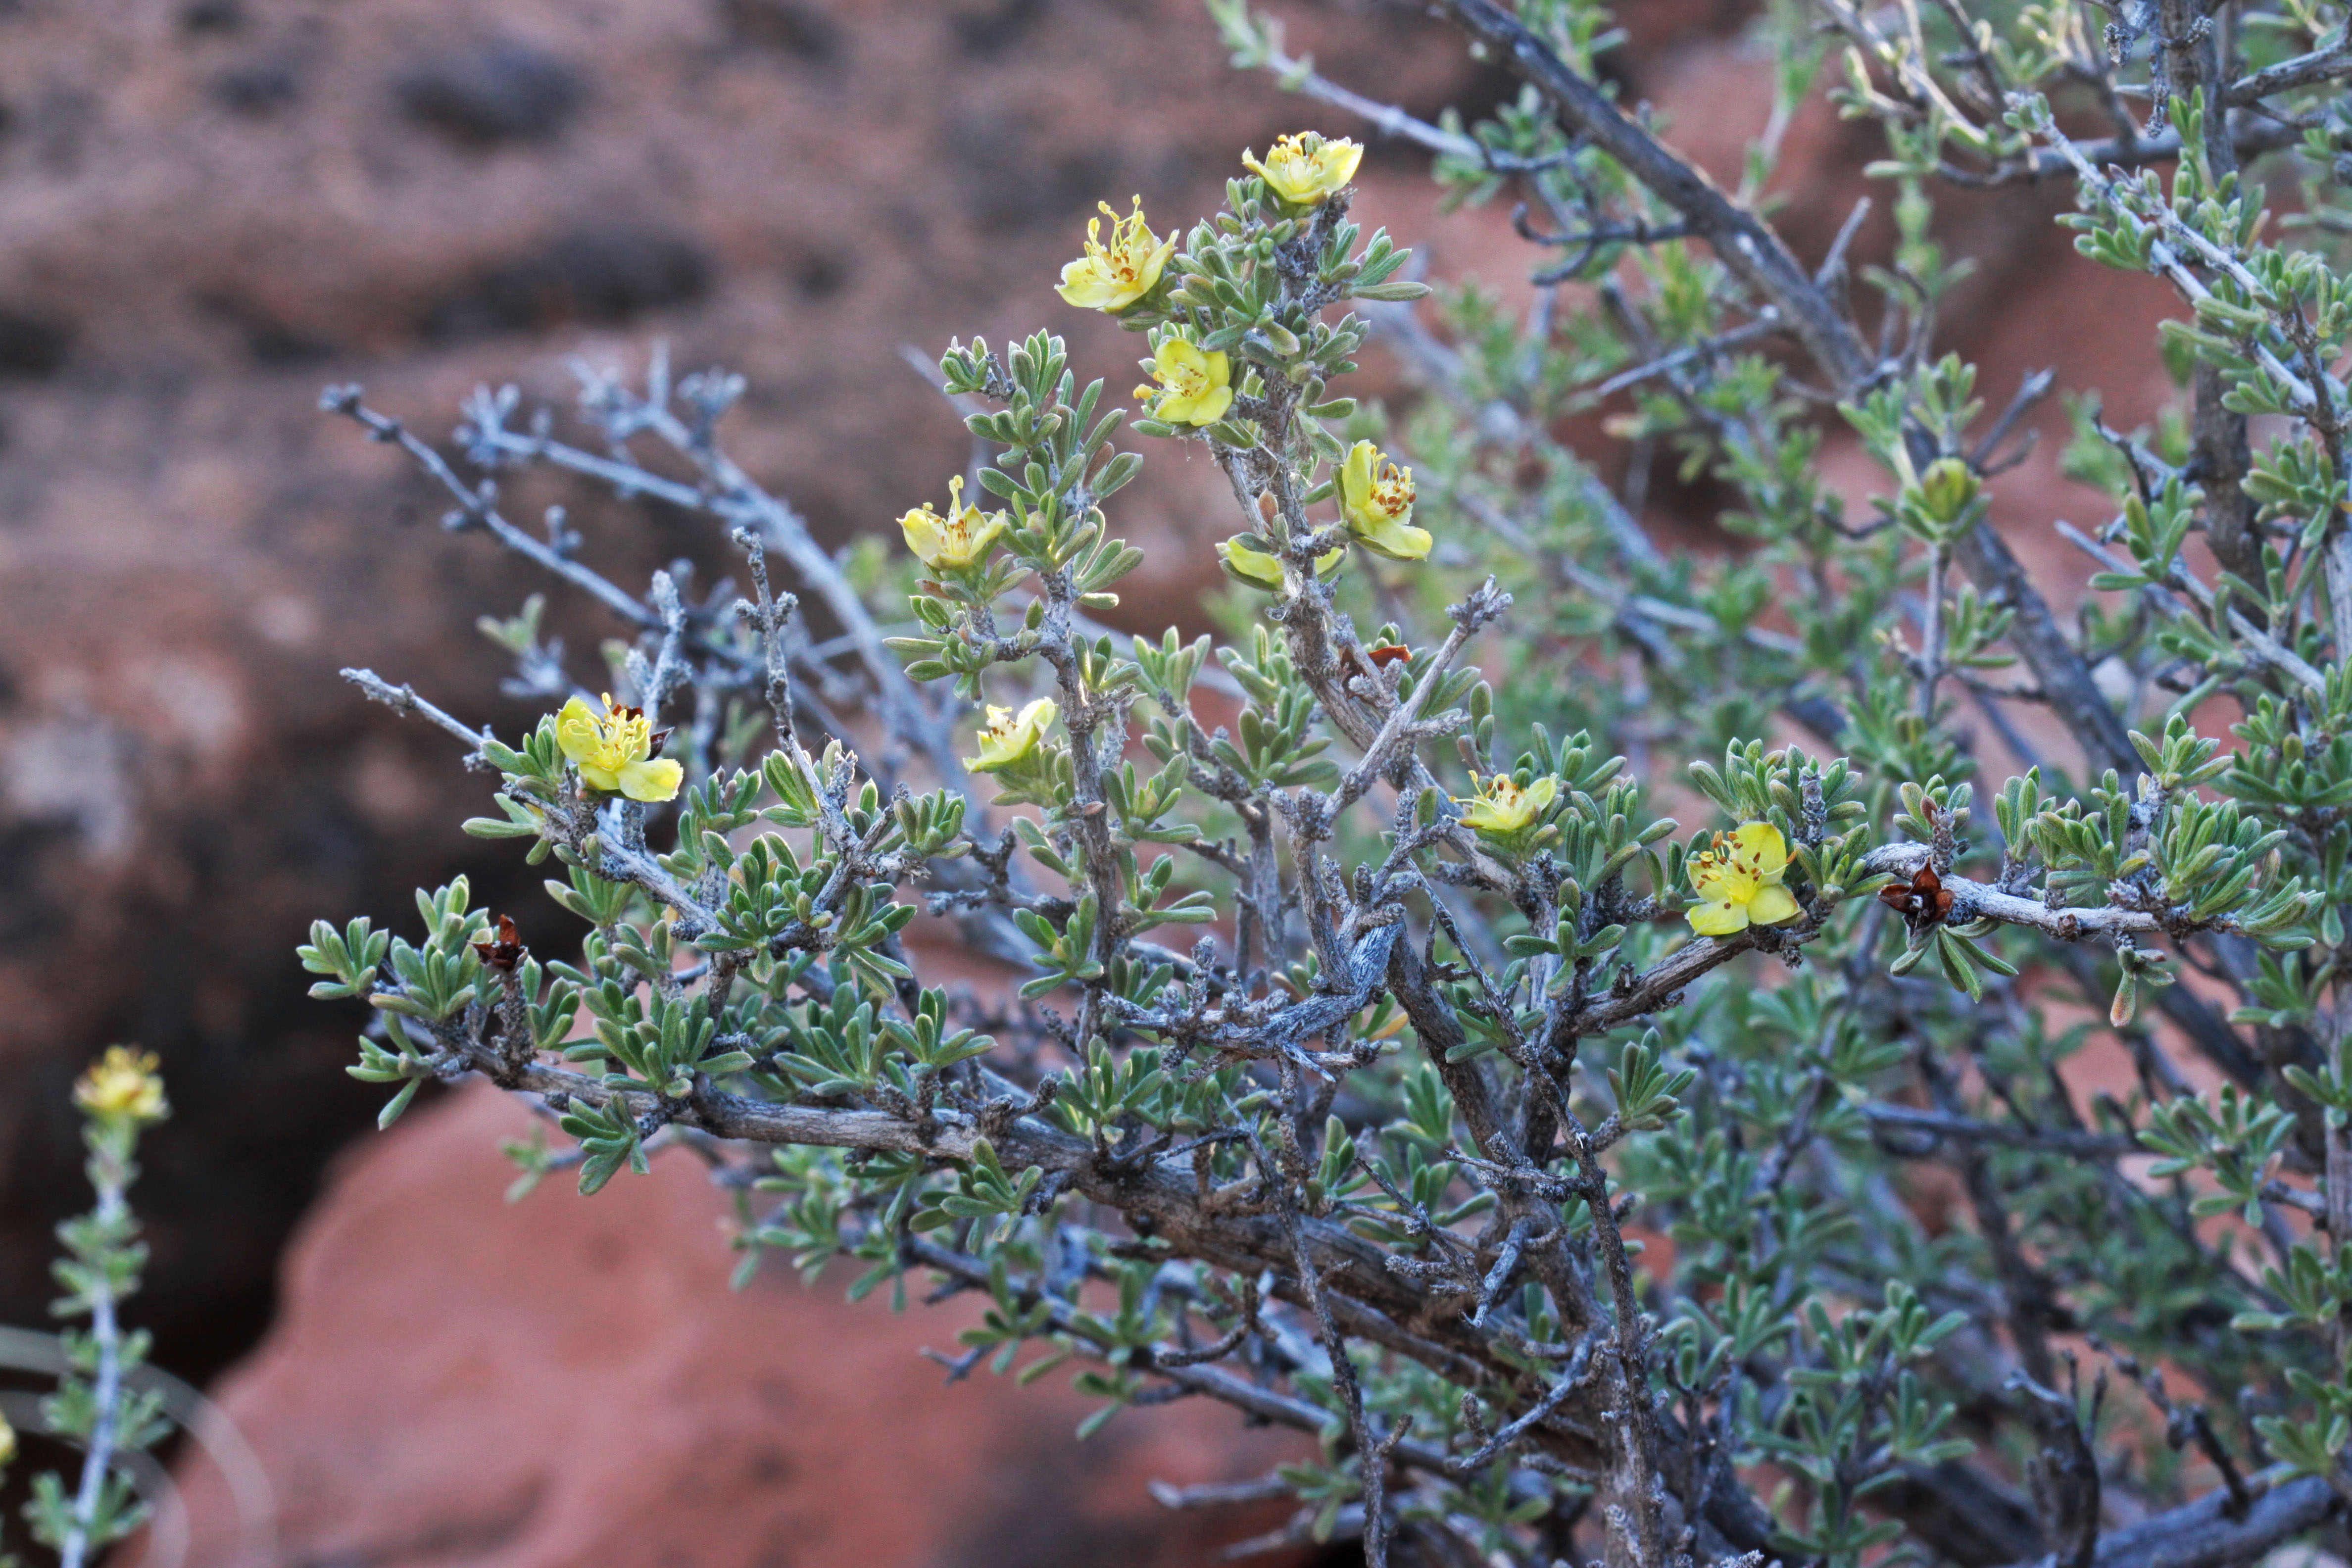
(76, 1046, 167, 1125)
(1338, 441, 1430, 561)
(1056, 197, 1177, 313)
(1137, 336, 1234, 427)
(556, 694, 685, 803)
(1455, 774, 1557, 839)
(1217, 535, 1341, 590)
(1684, 823, 1803, 936)
(0, 1410, 14, 1467)
(1242, 132, 1364, 206)
(899, 476, 1009, 572)
(968, 697, 1058, 774)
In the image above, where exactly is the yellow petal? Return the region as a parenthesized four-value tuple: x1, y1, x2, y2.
(1137, 236, 1176, 295)
(1155, 336, 1204, 379)
(1731, 822, 1789, 879)
(578, 760, 622, 792)
(1355, 519, 1432, 562)
(1319, 138, 1364, 189)
(1685, 899, 1751, 936)
(1339, 440, 1376, 522)
(1745, 884, 1802, 927)
(555, 696, 601, 764)
(1181, 384, 1235, 426)
(900, 507, 947, 567)
(1219, 537, 1285, 589)
(1055, 259, 1121, 310)
(961, 512, 1009, 566)
(618, 757, 684, 803)
(1688, 847, 1757, 904)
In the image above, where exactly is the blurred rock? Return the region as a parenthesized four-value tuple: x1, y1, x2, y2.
(208, 60, 300, 120)
(417, 222, 715, 343)
(0, 304, 69, 377)
(165, 1084, 1316, 1568)
(394, 41, 584, 148)
(720, 0, 843, 63)
(178, 0, 245, 36)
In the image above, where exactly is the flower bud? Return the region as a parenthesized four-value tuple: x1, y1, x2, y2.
(1916, 457, 1981, 529)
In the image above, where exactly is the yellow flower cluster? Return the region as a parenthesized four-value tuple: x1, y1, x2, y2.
(556, 694, 684, 803)
(1054, 132, 1361, 319)
(76, 1046, 167, 1125)
(1684, 823, 1802, 935)
(932, 133, 1422, 611)
(899, 475, 1009, 573)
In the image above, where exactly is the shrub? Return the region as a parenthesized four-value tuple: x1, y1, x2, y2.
(303, 4, 2352, 1566)
(0, 1053, 173, 1567)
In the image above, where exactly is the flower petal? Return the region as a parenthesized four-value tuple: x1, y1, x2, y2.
(1056, 261, 1120, 310)
(1155, 337, 1203, 378)
(555, 696, 601, 764)
(617, 757, 684, 803)
(1134, 237, 1176, 298)
(899, 508, 947, 567)
(1745, 884, 1802, 927)
(615, 759, 676, 803)
(1732, 821, 1788, 878)
(1219, 537, 1285, 589)
(1184, 384, 1235, 426)
(1356, 521, 1432, 562)
(1339, 441, 1375, 522)
(1685, 899, 1751, 936)
(968, 514, 1009, 562)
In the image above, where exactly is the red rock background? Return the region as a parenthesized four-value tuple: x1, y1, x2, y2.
(163, 1085, 1317, 1568)
(0, 0, 2194, 1561)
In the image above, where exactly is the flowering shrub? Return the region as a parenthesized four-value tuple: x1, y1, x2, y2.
(300, 3, 2352, 1567)
(0, 1053, 172, 1568)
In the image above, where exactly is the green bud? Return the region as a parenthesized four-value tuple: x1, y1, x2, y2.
(1918, 458, 1981, 527)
